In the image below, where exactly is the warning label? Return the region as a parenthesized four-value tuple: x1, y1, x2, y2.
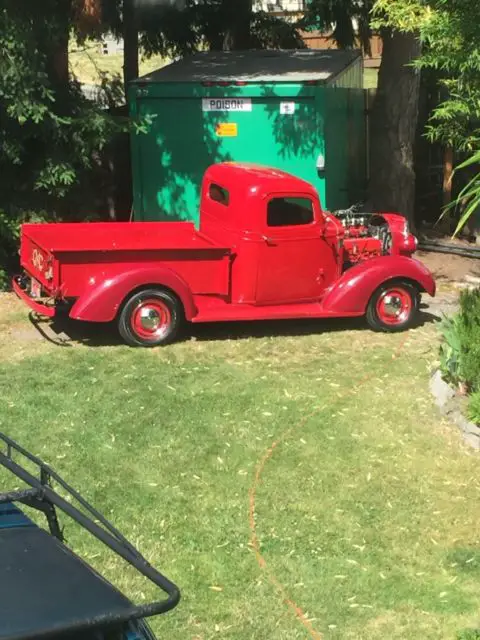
(215, 123, 238, 137)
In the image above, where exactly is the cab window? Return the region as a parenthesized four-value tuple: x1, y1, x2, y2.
(209, 183, 230, 206)
(267, 197, 314, 227)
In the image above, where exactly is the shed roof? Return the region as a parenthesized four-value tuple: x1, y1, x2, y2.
(134, 49, 362, 84)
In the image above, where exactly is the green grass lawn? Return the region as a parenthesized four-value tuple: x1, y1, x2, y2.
(0, 293, 479, 639)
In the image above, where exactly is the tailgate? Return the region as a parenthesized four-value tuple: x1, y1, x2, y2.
(20, 230, 56, 291)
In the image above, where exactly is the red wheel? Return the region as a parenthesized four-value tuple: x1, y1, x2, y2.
(366, 281, 419, 332)
(131, 298, 172, 341)
(118, 288, 182, 347)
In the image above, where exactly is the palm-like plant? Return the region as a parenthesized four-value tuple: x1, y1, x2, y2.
(442, 150, 480, 237)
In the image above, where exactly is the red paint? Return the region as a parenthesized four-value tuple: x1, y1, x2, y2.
(12, 278, 55, 317)
(13, 162, 436, 344)
(320, 255, 435, 316)
(68, 267, 199, 322)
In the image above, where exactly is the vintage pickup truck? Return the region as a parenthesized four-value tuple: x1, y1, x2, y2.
(13, 162, 435, 347)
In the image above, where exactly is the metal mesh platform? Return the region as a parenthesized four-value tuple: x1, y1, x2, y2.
(0, 525, 133, 640)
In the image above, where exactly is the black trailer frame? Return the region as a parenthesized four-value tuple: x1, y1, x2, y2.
(0, 432, 180, 640)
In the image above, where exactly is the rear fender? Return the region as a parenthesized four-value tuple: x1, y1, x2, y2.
(322, 256, 436, 315)
(70, 267, 197, 323)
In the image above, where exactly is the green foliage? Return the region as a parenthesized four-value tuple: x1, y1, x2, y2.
(457, 629, 480, 640)
(0, 209, 50, 289)
(439, 288, 480, 392)
(372, 0, 480, 234)
(439, 314, 464, 387)
(468, 391, 480, 426)
(439, 150, 480, 237)
(373, 0, 480, 151)
(302, 0, 373, 53)
(0, 211, 19, 290)
(139, 0, 303, 58)
(0, 1, 128, 289)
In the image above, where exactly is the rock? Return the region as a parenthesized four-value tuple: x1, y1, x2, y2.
(429, 370, 455, 410)
(463, 432, 480, 450)
(454, 282, 478, 291)
(453, 412, 474, 433)
(430, 369, 480, 452)
(465, 274, 480, 285)
(463, 420, 480, 436)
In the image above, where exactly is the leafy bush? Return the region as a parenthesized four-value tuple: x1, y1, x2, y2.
(439, 314, 464, 387)
(469, 391, 480, 426)
(439, 288, 480, 393)
(0, 209, 50, 290)
(458, 288, 480, 391)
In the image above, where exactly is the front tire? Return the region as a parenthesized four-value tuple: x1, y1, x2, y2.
(118, 288, 182, 347)
(366, 281, 419, 332)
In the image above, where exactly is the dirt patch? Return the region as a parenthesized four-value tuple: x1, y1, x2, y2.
(0, 292, 25, 324)
(417, 250, 480, 284)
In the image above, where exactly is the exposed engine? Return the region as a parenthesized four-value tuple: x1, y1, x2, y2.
(336, 210, 392, 263)
(333, 205, 416, 268)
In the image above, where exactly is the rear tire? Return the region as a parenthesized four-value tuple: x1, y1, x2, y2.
(366, 280, 419, 332)
(118, 288, 182, 347)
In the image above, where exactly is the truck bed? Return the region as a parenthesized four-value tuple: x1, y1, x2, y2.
(22, 221, 225, 253)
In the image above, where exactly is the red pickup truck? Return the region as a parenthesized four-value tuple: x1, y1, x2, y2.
(13, 162, 435, 347)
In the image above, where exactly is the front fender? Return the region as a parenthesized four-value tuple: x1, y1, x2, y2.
(70, 267, 197, 323)
(322, 256, 436, 315)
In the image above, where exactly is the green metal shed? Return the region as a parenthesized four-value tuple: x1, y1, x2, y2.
(129, 49, 366, 223)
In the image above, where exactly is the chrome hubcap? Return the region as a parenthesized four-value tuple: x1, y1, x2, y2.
(382, 295, 403, 317)
(139, 307, 161, 332)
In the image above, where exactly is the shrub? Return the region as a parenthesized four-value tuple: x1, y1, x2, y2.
(457, 288, 480, 392)
(469, 391, 480, 426)
(0, 209, 50, 290)
(439, 313, 464, 387)
(439, 288, 480, 393)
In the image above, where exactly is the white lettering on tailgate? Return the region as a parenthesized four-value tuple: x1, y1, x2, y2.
(32, 249, 44, 271)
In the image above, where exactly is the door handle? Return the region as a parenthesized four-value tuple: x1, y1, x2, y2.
(262, 235, 276, 246)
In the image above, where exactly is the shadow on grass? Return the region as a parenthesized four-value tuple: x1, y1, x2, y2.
(446, 548, 480, 575)
(28, 307, 439, 349)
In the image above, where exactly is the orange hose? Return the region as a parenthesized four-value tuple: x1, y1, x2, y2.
(248, 335, 409, 638)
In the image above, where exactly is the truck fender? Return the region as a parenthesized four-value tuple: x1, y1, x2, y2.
(321, 255, 436, 315)
(69, 267, 197, 323)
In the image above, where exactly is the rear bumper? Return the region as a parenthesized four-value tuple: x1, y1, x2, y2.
(12, 276, 56, 318)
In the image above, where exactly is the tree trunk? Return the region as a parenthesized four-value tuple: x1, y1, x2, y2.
(223, 0, 252, 50)
(123, 0, 139, 94)
(368, 28, 421, 229)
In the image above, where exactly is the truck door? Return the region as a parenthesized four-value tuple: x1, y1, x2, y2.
(255, 194, 338, 305)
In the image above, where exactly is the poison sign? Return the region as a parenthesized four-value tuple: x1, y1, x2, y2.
(202, 98, 252, 112)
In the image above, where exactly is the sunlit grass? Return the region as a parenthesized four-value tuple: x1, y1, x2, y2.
(0, 294, 479, 639)
(69, 39, 168, 87)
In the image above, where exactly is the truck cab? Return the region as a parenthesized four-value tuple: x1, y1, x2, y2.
(13, 162, 435, 347)
(199, 163, 343, 306)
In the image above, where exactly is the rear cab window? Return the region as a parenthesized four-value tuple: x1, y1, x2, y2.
(209, 183, 230, 206)
(267, 197, 315, 227)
